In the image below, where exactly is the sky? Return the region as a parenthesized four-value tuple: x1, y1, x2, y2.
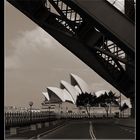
(107, 0, 124, 12)
(5, 1, 126, 108)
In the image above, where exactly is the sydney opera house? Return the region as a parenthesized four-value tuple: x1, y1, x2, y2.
(41, 74, 131, 117)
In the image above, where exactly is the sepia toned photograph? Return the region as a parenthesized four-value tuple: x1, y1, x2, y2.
(5, 0, 136, 139)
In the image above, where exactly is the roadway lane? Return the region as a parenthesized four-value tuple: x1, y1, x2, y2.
(41, 119, 135, 139)
(41, 120, 91, 139)
(92, 119, 135, 139)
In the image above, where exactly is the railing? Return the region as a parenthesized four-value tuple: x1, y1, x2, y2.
(5, 111, 57, 128)
(5, 109, 130, 128)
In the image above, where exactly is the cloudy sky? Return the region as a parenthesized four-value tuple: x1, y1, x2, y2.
(5, 1, 125, 108)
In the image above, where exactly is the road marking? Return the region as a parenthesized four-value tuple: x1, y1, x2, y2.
(89, 121, 96, 140)
(30, 122, 67, 139)
(29, 136, 37, 139)
(89, 129, 94, 140)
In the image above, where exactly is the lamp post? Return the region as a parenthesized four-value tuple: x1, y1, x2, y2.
(48, 102, 51, 126)
(29, 101, 33, 123)
(59, 103, 61, 119)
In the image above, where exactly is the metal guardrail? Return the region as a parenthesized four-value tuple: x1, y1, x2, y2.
(5, 111, 57, 128)
(5, 111, 130, 128)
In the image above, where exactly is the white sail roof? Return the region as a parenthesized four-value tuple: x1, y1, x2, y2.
(60, 80, 79, 103)
(46, 87, 75, 104)
(121, 98, 132, 108)
(74, 85, 82, 94)
(95, 90, 131, 107)
(62, 89, 75, 104)
(95, 90, 110, 97)
(70, 73, 91, 93)
(47, 87, 65, 102)
(42, 92, 50, 101)
(95, 90, 126, 99)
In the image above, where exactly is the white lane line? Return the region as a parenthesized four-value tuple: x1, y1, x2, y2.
(29, 136, 36, 139)
(89, 128, 94, 140)
(36, 123, 67, 139)
(89, 121, 96, 140)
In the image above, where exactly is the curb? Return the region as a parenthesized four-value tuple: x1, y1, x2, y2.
(29, 122, 67, 139)
(38, 122, 67, 138)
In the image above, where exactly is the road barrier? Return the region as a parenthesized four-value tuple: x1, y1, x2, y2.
(5, 111, 57, 128)
(10, 127, 18, 135)
(6, 118, 66, 137)
(30, 124, 36, 131)
(5, 111, 130, 129)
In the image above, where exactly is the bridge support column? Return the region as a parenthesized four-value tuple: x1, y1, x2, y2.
(130, 96, 135, 118)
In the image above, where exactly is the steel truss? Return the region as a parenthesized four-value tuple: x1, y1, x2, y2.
(7, 0, 135, 98)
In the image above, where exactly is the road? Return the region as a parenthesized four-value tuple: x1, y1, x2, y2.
(40, 119, 135, 139)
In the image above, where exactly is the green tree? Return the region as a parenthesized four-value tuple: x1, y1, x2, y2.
(120, 103, 129, 118)
(108, 91, 119, 115)
(98, 91, 119, 117)
(76, 92, 97, 117)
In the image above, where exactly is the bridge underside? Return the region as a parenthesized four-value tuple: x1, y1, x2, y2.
(7, 0, 135, 101)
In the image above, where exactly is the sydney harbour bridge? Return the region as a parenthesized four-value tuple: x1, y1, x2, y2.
(7, 0, 135, 116)
(5, 0, 135, 139)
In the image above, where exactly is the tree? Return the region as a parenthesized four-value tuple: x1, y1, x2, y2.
(108, 91, 119, 115)
(98, 92, 109, 117)
(98, 91, 119, 117)
(76, 92, 97, 117)
(120, 103, 129, 117)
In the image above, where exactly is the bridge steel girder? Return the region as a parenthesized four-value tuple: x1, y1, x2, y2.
(7, 0, 135, 99)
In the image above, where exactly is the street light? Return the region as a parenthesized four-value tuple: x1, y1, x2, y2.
(48, 104, 51, 126)
(29, 101, 33, 123)
(48, 101, 51, 126)
(59, 103, 62, 119)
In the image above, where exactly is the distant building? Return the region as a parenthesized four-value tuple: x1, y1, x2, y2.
(41, 74, 131, 117)
(5, 106, 28, 113)
(5, 106, 40, 113)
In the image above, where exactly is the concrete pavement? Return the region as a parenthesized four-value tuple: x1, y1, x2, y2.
(5, 119, 135, 139)
(5, 120, 67, 139)
(41, 120, 91, 139)
(40, 119, 135, 139)
(92, 119, 135, 139)
(115, 118, 135, 128)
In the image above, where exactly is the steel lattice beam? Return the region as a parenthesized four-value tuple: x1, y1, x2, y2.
(7, 0, 135, 99)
